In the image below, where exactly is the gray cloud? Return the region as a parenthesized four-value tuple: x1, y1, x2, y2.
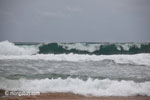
(0, 0, 149, 42)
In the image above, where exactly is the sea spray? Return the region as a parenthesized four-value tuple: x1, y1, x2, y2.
(0, 41, 38, 55)
(0, 78, 150, 96)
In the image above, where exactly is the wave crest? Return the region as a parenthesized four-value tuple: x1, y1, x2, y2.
(0, 41, 149, 55)
(0, 53, 150, 66)
(39, 42, 150, 55)
(0, 78, 150, 96)
(0, 41, 38, 55)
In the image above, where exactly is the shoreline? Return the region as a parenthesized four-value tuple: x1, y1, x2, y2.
(0, 92, 150, 100)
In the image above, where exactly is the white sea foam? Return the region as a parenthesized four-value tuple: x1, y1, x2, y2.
(59, 43, 101, 52)
(116, 43, 142, 51)
(0, 41, 147, 56)
(0, 53, 150, 66)
(0, 41, 38, 55)
(122, 43, 141, 51)
(59, 43, 143, 52)
(0, 78, 150, 96)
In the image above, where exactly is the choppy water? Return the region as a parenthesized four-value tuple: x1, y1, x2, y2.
(0, 41, 150, 96)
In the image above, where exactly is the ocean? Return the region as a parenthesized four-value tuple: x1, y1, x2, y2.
(0, 41, 150, 96)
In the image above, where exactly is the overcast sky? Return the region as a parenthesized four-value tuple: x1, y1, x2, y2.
(0, 0, 149, 42)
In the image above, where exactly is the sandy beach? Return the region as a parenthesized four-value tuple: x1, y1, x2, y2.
(0, 92, 150, 100)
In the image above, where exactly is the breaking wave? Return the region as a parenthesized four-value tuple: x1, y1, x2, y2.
(0, 77, 150, 96)
(0, 41, 150, 55)
(38, 42, 150, 55)
(0, 41, 150, 97)
(0, 53, 150, 66)
(0, 41, 39, 55)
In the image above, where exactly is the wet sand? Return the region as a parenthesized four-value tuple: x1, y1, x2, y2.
(0, 92, 150, 100)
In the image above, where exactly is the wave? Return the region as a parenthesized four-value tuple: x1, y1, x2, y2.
(0, 41, 150, 55)
(0, 41, 149, 66)
(0, 77, 150, 96)
(0, 41, 39, 55)
(0, 53, 150, 66)
(38, 42, 150, 55)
